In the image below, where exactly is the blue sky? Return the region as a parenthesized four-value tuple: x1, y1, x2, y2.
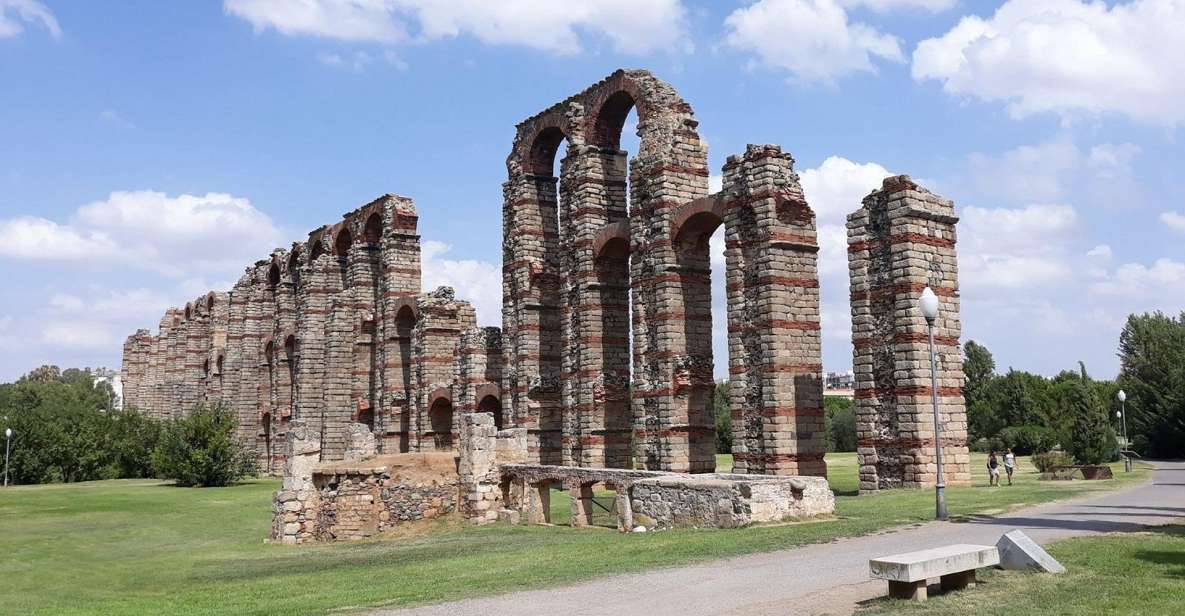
(1, 0, 1183, 383)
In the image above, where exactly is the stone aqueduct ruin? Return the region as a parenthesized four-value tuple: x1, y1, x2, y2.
(123, 70, 969, 536)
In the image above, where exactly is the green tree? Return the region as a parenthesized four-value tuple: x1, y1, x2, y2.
(152, 403, 256, 487)
(1065, 379, 1117, 465)
(962, 340, 996, 403)
(1116, 312, 1185, 458)
(824, 396, 857, 452)
(714, 381, 731, 454)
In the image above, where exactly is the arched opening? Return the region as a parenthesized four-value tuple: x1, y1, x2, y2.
(478, 394, 503, 431)
(363, 212, 382, 245)
(394, 305, 416, 452)
(334, 227, 352, 257)
(529, 126, 566, 176)
(206, 293, 215, 312)
(357, 407, 374, 431)
(284, 335, 297, 420)
(260, 411, 273, 474)
(202, 359, 210, 380)
(429, 398, 454, 451)
(184, 303, 192, 320)
(309, 240, 326, 263)
(267, 262, 281, 287)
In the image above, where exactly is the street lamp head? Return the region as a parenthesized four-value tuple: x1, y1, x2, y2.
(1117, 389, 1126, 402)
(1116, 410, 1122, 418)
(4, 427, 10, 438)
(919, 287, 940, 322)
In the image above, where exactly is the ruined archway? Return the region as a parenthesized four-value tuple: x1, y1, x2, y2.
(477, 393, 503, 431)
(505, 70, 711, 472)
(428, 397, 453, 451)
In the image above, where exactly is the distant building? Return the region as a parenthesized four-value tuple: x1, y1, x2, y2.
(824, 370, 854, 399)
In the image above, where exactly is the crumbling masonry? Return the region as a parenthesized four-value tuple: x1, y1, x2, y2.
(847, 176, 971, 492)
(122, 195, 504, 473)
(122, 69, 969, 539)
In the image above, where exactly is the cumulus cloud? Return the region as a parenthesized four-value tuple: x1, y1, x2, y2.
(225, 0, 690, 55)
(1159, 211, 1185, 233)
(0, 0, 59, 39)
(840, 0, 954, 10)
(0, 190, 285, 276)
(959, 203, 1078, 288)
(913, 0, 1185, 126)
(799, 155, 891, 223)
(41, 321, 120, 350)
(723, 0, 904, 83)
(1090, 258, 1185, 300)
(420, 240, 501, 327)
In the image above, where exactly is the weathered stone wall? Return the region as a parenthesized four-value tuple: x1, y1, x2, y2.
(122, 195, 501, 473)
(847, 176, 971, 492)
(271, 450, 459, 544)
(720, 145, 826, 477)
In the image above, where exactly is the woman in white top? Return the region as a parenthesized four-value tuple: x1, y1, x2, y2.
(1003, 448, 1016, 486)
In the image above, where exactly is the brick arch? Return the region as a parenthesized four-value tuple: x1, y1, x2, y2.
(205, 291, 216, 312)
(333, 224, 353, 257)
(184, 302, 193, 321)
(286, 244, 303, 273)
(363, 211, 382, 244)
(670, 193, 727, 246)
(592, 220, 630, 261)
(426, 386, 451, 411)
(474, 383, 500, 404)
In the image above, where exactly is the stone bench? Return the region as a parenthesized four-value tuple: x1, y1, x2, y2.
(870, 544, 1000, 601)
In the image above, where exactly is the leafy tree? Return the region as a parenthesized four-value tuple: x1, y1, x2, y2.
(1065, 379, 1117, 465)
(152, 403, 256, 487)
(714, 381, 731, 454)
(962, 340, 995, 404)
(1117, 312, 1185, 458)
(824, 396, 857, 452)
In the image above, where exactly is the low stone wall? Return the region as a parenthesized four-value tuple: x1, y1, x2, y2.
(271, 448, 459, 544)
(631, 474, 834, 530)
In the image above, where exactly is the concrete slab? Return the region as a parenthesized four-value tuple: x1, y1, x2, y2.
(997, 529, 1066, 573)
(869, 544, 1000, 582)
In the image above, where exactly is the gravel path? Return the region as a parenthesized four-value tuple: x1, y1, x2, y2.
(374, 461, 1185, 616)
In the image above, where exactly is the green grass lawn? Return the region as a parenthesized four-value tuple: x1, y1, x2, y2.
(0, 454, 1149, 615)
(861, 524, 1185, 615)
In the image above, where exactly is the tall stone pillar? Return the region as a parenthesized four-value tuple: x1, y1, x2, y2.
(559, 143, 632, 469)
(723, 145, 827, 477)
(502, 162, 563, 465)
(627, 98, 712, 473)
(847, 176, 971, 492)
(377, 195, 420, 453)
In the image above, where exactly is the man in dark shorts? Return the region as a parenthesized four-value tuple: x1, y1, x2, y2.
(987, 451, 1000, 486)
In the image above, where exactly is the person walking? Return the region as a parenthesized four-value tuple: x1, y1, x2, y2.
(1003, 448, 1016, 486)
(987, 451, 1000, 487)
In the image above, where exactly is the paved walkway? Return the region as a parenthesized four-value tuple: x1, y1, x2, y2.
(375, 461, 1185, 616)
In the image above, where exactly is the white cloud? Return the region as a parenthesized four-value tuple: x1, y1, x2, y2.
(1159, 211, 1185, 233)
(0, 217, 120, 260)
(1090, 258, 1185, 301)
(966, 140, 1080, 204)
(420, 240, 501, 327)
(839, 0, 955, 11)
(225, 0, 407, 43)
(1087, 142, 1141, 178)
(723, 0, 904, 83)
(0, 190, 285, 277)
(959, 203, 1078, 289)
(1086, 244, 1113, 261)
(913, 0, 1185, 126)
(799, 155, 891, 224)
(226, 0, 690, 55)
(41, 321, 119, 350)
(0, 0, 59, 39)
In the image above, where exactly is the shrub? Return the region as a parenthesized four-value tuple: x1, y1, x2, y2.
(998, 424, 1056, 455)
(152, 403, 256, 487)
(1032, 451, 1073, 473)
(970, 436, 1004, 453)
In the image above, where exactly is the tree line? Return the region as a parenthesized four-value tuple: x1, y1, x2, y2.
(0, 366, 254, 486)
